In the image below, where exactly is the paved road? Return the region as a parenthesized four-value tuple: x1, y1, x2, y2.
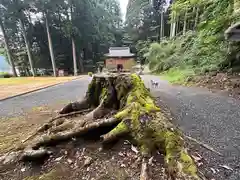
(0, 76, 91, 117)
(1, 75, 240, 179)
(142, 75, 240, 180)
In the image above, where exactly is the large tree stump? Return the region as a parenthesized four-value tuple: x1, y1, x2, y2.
(7, 74, 199, 180)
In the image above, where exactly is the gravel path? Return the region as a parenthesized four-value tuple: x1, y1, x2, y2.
(1, 74, 240, 179)
(142, 75, 240, 180)
(0, 76, 91, 117)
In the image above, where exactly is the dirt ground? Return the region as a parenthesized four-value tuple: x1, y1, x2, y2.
(0, 77, 79, 100)
(191, 72, 240, 99)
(0, 102, 219, 180)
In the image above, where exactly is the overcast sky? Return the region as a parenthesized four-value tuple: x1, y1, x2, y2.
(118, 0, 128, 21)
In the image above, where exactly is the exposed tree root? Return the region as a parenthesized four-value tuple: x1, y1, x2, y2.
(32, 117, 119, 149)
(2, 74, 200, 180)
(22, 109, 92, 143)
(59, 100, 90, 114)
(21, 148, 51, 161)
(101, 118, 131, 143)
(140, 158, 149, 180)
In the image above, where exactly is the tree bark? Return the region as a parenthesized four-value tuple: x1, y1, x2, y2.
(183, 8, 188, 35)
(170, 12, 176, 38)
(169, 6, 173, 38)
(176, 15, 179, 35)
(45, 13, 57, 77)
(79, 51, 84, 73)
(70, 1, 78, 76)
(172, 17, 176, 38)
(19, 18, 35, 77)
(72, 38, 78, 76)
(0, 18, 17, 77)
(160, 11, 164, 41)
(194, 7, 199, 30)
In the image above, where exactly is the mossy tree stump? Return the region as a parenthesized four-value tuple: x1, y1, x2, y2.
(7, 74, 199, 180)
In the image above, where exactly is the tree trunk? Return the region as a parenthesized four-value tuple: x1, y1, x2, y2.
(7, 74, 200, 179)
(170, 15, 173, 38)
(0, 18, 17, 77)
(170, 12, 176, 38)
(183, 8, 188, 35)
(160, 11, 164, 40)
(70, 1, 78, 76)
(79, 51, 84, 73)
(176, 16, 179, 35)
(19, 18, 35, 77)
(45, 13, 57, 77)
(72, 38, 78, 76)
(194, 7, 199, 30)
(172, 16, 176, 38)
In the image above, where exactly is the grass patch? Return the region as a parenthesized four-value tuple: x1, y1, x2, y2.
(0, 72, 7, 75)
(161, 68, 195, 84)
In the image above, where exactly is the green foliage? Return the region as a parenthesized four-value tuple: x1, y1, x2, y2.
(135, 40, 151, 64)
(161, 68, 195, 84)
(133, 0, 240, 82)
(0, 0, 123, 74)
(88, 72, 93, 77)
(146, 32, 195, 72)
(0, 72, 12, 78)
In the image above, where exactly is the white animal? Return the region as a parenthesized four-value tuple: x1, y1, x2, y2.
(150, 80, 159, 88)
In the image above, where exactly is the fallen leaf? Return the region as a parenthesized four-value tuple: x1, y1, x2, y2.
(55, 156, 63, 161)
(121, 164, 126, 168)
(118, 152, 124, 157)
(148, 157, 154, 166)
(67, 159, 73, 164)
(191, 155, 202, 162)
(84, 156, 93, 167)
(210, 168, 217, 174)
(131, 145, 139, 154)
(86, 167, 90, 172)
(197, 162, 203, 167)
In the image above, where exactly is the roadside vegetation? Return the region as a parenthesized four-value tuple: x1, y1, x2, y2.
(126, 0, 240, 84)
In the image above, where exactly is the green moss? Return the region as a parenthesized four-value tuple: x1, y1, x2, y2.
(104, 74, 198, 178)
(100, 87, 107, 102)
(180, 150, 198, 177)
(106, 120, 130, 138)
(152, 117, 198, 178)
(114, 107, 131, 119)
(126, 74, 160, 112)
(113, 74, 161, 154)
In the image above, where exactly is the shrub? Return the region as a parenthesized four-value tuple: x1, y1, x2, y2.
(88, 72, 93, 77)
(142, 30, 231, 76)
(0, 72, 13, 78)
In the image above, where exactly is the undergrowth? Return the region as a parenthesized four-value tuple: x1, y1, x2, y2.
(161, 68, 195, 84)
(137, 0, 240, 84)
